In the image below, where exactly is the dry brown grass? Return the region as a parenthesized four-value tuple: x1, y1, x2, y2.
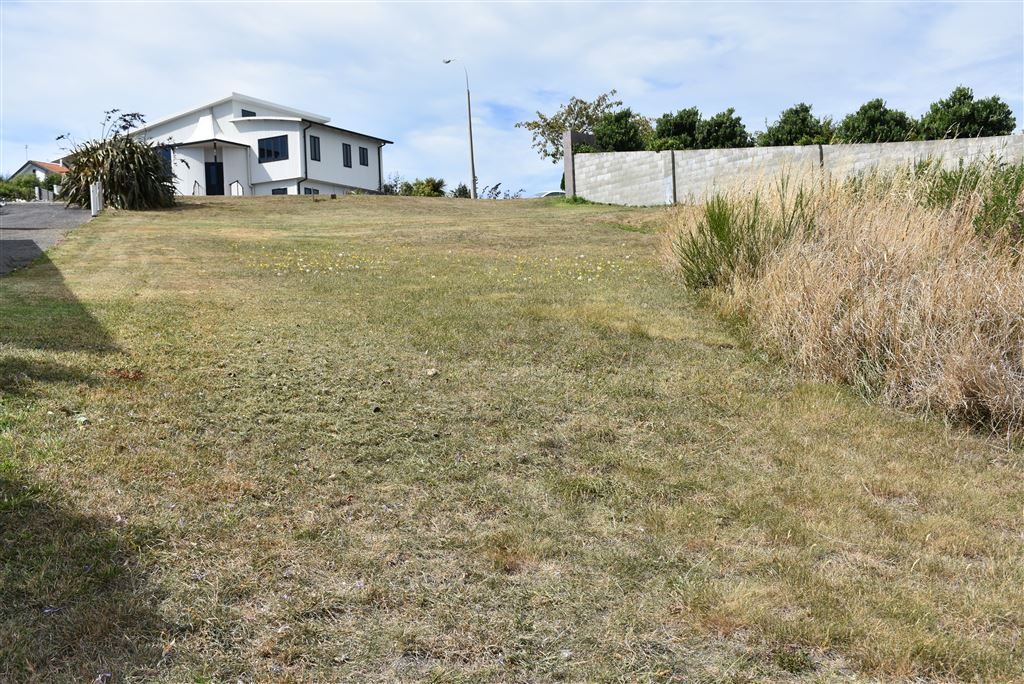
(666, 168, 1024, 440)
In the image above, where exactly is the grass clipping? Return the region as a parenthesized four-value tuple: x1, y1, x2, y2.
(666, 163, 1024, 438)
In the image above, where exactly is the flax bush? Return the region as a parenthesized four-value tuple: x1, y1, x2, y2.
(60, 110, 175, 210)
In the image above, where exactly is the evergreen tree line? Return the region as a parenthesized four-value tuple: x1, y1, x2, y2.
(519, 86, 1018, 158)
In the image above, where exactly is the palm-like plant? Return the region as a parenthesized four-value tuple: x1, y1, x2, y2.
(60, 110, 175, 210)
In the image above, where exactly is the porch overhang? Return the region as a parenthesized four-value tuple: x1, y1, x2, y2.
(169, 138, 250, 149)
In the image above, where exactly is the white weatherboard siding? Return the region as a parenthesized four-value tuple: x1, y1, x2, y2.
(307, 125, 383, 191)
(172, 147, 205, 195)
(132, 93, 390, 197)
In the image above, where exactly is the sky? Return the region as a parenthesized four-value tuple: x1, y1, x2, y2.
(1, 1, 1022, 195)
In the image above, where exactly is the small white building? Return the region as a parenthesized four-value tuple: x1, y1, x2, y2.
(133, 93, 392, 196)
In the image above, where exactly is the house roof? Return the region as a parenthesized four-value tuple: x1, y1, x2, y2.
(133, 93, 331, 135)
(13, 160, 69, 176)
(130, 93, 392, 146)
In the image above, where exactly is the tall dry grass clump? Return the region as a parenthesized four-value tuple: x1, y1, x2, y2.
(666, 161, 1024, 438)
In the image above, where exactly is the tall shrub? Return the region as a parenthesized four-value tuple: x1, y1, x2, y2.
(836, 99, 917, 143)
(919, 86, 1016, 140)
(410, 177, 446, 197)
(594, 109, 649, 152)
(0, 174, 40, 201)
(651, 107, 701, 150)
(757, 103, 831, 146)
(697, 108, 754, 149)
(671, 178, 813, 289)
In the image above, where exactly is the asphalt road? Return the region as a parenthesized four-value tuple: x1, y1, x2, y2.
(0, 202, 92, 275)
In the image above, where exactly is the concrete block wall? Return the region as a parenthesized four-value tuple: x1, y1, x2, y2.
(574, 151, 674, 206)
(673, 145, 820, 203)
(822, 135, 1024, 180)
(573, 134, 1024, 206)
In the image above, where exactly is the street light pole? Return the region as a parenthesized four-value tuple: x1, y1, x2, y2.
(443, 58, 477, 199)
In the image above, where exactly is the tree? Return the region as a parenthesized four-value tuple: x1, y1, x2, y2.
(60, 110, 175, 210)
(410, 177, 446, 197)
(0, 174, 40, 201)
(380, 172, 404, 195)
(757, 103, 830, 146)
(593, 108, 648, 152)
(450, 182, 471, 198)
(650, 107, 701, 150)
(697, 108, 754, 149)
(515, 90, 623, 162)
(919, 86, 1016, 140)
(836, 99, 917, 143)
(43, 172, 63, 192)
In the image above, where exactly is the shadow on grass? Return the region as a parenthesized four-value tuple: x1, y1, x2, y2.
(0, 471, 168, 681)
(0, 356, 98, 398)
(0, 253, 117, 354)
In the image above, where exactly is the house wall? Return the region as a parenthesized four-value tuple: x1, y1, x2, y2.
(572, 134, 1024, 206)
(12, 165, 50, 182)
(173, 147, 206, 195)
(253, 182, 297, 196)
(231, 118, 303, 185)
(299, 180, 357, 195)
(305, 125, 382, 191)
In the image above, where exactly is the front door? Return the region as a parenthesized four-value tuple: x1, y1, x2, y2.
(205, 162, 224, 196)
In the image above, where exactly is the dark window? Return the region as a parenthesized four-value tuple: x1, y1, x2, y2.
(310, 135, 321, 161)
(304, 187, 320, 195)
(156, 146, 173, 177)
(359, 146, 369, 166)
(258, 135, 289, 163)
(342, 143, 352, 168)
(271, 188, 288, 195)
(241, 109, 256, 117)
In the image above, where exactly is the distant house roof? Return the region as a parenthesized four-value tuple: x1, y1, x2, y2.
(12, 160, 69, 177)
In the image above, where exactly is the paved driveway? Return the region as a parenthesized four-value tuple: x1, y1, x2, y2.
(0, 202, 92, 275)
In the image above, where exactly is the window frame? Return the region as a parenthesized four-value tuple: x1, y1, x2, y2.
(258, 135, 289, 163)
(359, 146, 369, 167)
(241, 108, 256, 117)
(271, 188, 288, 195)
(303, 187, 320, 195)
(310, 135, 321, 162)
(342, 143, 352, 168)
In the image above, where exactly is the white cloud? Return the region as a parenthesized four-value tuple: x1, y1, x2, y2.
(1, 1, 1021, 193)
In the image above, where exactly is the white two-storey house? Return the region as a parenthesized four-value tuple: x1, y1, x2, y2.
(132, 93, 392, 196)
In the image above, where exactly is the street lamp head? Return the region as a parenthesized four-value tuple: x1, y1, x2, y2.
(442, 59, 453, 64)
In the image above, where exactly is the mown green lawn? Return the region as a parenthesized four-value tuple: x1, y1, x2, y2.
(2, 196, 1022, 683)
